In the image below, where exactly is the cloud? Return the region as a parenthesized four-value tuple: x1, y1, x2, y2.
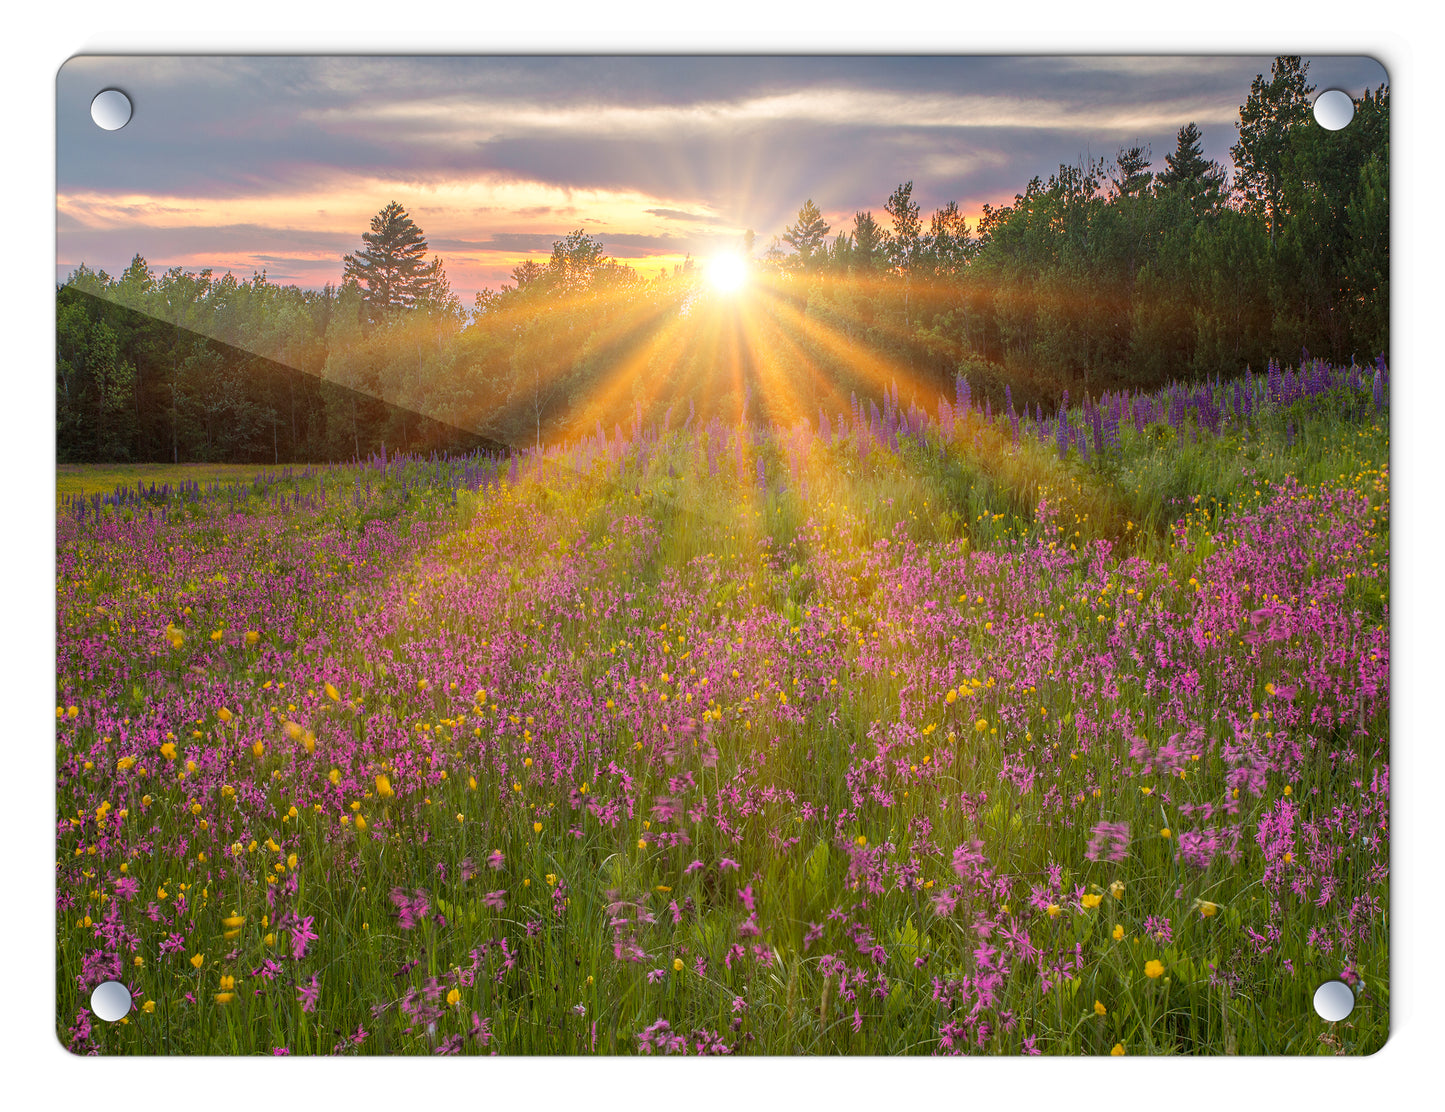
(57, 53, 1388, 301)
(645, 207, 728, 225)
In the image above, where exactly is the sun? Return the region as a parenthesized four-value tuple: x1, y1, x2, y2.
(706, 253, 747, 294)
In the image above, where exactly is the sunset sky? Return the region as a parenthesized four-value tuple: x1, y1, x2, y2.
(57, 55, 1387, 304)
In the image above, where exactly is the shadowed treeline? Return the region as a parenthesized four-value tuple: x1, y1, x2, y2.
(57, 286, 505, 464)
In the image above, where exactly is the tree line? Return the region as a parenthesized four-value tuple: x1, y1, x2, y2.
(57, 57, 1387, 464)
(766, 58, 1386, 404)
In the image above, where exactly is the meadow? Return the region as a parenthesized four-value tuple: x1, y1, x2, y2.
(56, 360, 1390, 1056)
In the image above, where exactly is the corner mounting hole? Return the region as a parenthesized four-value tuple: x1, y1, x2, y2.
(1312, 979, 1355, 1022)
(91, 89, 132, 131)
(89, 980, 133, 1021)
(1313, 89, 1354, 131)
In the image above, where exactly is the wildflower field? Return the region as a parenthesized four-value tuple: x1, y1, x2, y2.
(56, 361, 1390, 1056)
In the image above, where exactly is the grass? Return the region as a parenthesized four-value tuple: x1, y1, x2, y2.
(56, 462, 334, 500)
(55, 390, 1390, 1056)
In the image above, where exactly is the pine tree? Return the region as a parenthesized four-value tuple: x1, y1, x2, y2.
(1109, 145, 1153, 199)
(850, 211, 885, 270)
(342, 201, 445, 319)
(782, 199, 831, 269)
(1157, 123, 1227, 213)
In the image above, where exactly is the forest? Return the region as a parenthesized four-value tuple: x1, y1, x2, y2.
(55, 58, 1387, 465)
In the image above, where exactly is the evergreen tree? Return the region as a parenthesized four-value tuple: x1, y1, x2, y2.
(1157, 123, 1227, 213)
(850, 211, 885, 270)
(1109, 145, 1153, 200)
(342, 201, 446, 319)
(782, 199, 831, 269)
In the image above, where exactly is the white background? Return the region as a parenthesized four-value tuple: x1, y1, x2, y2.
(3, 4, 1437, 1105)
